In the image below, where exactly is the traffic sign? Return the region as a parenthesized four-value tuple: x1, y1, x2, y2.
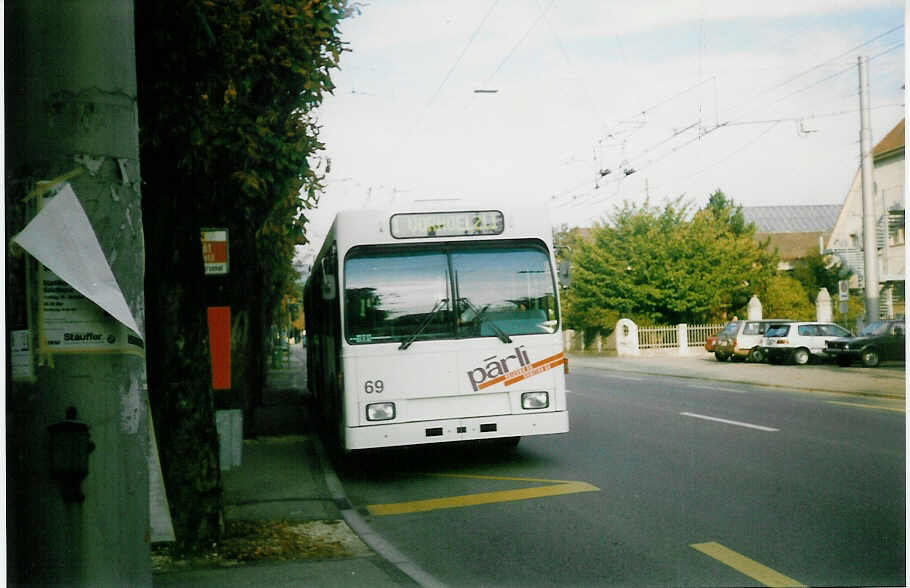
(838, 279, 849, 301)
(201, 228, 229, 275)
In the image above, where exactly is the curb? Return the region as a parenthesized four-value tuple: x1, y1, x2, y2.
(310, 434, 446, 588)
(568, 358, 906, 401)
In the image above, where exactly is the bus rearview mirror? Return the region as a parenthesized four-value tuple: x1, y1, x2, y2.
(320, 258, 336, 300)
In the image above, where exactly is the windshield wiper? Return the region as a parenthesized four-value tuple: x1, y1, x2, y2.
(458, 297, 513, 344)
(398, 298, 448, 350)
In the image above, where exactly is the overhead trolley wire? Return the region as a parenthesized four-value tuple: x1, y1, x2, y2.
(723, 23, 904, 123)
(479, 0, 557, 88)
(550, 24, 905, 209)
(426, 0, 501, 108)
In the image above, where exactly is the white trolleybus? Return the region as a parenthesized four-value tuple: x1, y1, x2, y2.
(304, 203, 568, 451)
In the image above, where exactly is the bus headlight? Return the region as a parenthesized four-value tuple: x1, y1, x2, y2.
(366, 402, 396, 421)
(521, 392, 549, 410)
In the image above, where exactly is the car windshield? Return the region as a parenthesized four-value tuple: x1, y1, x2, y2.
(818, 324, 852, 337)
(344, 241, 558, 345)
(765, 324, 790, 337)
(861, 321, 889, 336)
(742, 322, 768, 335)
(719, 322, 738, 336)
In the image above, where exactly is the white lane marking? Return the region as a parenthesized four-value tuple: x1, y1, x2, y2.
(604, 374, 645, 381)
(680, 412, 779, 432)
(689, 385, 747, 394)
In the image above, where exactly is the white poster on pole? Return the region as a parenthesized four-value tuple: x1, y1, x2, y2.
(40, 266, 143, 354)
(12, 183, 142, 338)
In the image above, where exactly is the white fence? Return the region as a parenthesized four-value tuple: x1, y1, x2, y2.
(566, 322, 725, 355)
(638, 323, 724, 350)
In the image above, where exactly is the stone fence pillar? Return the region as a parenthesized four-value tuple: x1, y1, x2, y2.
(677, 323, 689, 355)
(748, 295, 763, 320)
(816, 288, 832, 322)
(615, 319, 640, 356)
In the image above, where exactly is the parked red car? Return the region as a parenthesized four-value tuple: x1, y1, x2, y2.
(705, 333, 719, 352)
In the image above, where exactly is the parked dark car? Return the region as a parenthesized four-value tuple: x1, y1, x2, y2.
(825, 319, 905, 367)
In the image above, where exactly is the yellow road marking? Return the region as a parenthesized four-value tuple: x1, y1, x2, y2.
(827, 400, 905, 413)
(367, 475, 599, 516)
(429, 473, 576, 483)
(691, 542, 805, 587)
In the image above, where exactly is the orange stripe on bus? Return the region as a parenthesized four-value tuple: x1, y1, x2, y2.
(479, 352, 565, 390)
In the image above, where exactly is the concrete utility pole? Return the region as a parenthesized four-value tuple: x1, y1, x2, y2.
(858, 55, 880, 323)
(6, 1, 151, 585)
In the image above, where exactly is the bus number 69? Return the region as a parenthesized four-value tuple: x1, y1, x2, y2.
(364, 380, 384, 394)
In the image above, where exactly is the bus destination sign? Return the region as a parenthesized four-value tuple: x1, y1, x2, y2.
(390, 210, 504, 239)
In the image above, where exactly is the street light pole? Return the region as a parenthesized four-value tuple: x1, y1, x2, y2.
(858, 56, 880, 323)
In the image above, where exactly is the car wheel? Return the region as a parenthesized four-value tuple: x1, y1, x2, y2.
(861, 349, 880, 368)
(791, 348, 810, 365)
(714, 351, 728, 362)
(747, 347, 765, 363)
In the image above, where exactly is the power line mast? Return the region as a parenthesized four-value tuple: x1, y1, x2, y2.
(858, 55, 880, 323)
(6, 2, 150, 584)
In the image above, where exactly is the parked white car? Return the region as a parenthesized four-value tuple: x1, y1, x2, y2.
(761, 322, 853, 365)
(713, 319, 794, 363)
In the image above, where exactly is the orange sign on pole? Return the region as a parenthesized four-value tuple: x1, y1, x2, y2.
(207, 306, 231, 390)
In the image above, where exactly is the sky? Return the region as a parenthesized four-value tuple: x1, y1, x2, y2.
(298, 0, 905, 266)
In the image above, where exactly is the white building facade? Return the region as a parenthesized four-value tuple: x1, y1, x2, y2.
(825, 119, 905, 318)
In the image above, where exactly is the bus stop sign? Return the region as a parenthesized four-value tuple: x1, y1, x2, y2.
(201, 228, 229, 275)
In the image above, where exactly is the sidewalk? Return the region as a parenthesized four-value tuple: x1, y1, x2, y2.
(568, 350, 906, 399)
(152, 345, 421, 587)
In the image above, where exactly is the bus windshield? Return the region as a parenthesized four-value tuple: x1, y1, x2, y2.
(344, 242, 558, 345)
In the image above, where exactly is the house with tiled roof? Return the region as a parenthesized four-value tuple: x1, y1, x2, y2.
(742, 205, 841, 270)
(825, 118, 905, 318)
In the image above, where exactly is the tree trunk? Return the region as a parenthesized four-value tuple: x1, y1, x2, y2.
(141, 158, 224, 550)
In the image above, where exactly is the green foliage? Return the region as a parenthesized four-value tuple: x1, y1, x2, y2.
(789, 248, 852, 304)
(141, 0, 346, 295)
(705, 189, 748, 236)
(759, 275, 816, 320)
(564, 194, 778, 330)
(136, 0, 347, 548)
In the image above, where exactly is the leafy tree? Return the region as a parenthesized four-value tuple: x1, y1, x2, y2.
(565, 195, 777, 331)
(789, 248, 852, 304)
(759, 275, 816, 320)
(136, 0, 346, 549)
(705, 189, 748, 236)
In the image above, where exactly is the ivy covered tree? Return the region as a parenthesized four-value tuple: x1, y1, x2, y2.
(564, 195, 777, 331)
(135, 0, 346, 549)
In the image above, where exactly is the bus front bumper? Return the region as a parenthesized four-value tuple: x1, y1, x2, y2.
(344, 410, 569, 450)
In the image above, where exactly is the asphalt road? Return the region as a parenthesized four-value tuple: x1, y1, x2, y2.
(336, 366, 906, 587)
